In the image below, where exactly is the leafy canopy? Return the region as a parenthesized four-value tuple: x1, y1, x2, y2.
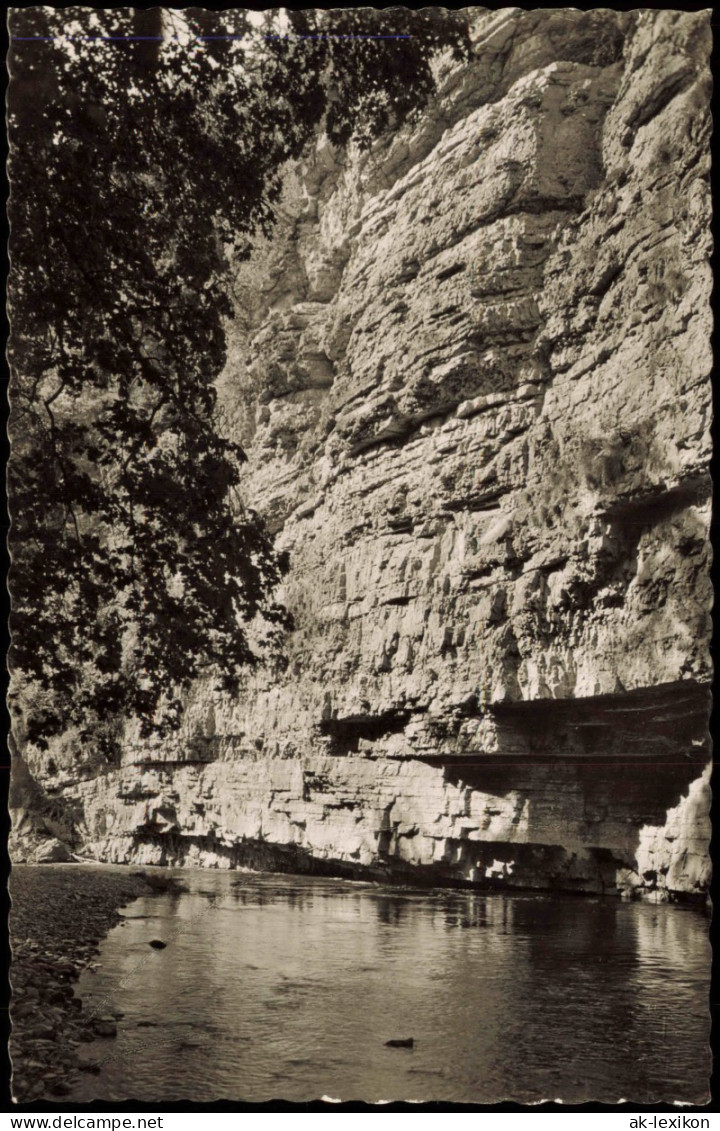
(8, 6, 470, 751)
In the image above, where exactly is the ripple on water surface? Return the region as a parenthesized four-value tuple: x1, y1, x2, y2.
(72, 870, 711, 1104)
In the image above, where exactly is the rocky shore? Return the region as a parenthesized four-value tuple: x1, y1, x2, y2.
(10, 865, 183, 1104)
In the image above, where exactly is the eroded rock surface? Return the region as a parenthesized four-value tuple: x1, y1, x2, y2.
(67, 10, 711, 899)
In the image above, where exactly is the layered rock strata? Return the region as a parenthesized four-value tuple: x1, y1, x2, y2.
(68, 9, 711, 900)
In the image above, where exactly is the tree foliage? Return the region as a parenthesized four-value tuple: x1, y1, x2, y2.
(8, 6, 470, 751)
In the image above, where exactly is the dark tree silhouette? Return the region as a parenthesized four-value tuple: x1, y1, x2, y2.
(7, 7, 469, 752)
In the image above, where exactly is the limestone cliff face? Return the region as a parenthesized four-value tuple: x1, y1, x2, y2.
(71, 10, 712, 899)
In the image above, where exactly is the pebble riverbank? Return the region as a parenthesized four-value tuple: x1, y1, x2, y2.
(10, 865, 184, 1104)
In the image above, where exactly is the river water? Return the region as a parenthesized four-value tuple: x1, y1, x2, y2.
(72, 869, 710, 1104)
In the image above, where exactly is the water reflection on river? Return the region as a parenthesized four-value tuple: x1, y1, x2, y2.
(73, 870, 710, 1104)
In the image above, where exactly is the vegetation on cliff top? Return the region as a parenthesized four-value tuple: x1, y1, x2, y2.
(8, 7, 469, 754)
